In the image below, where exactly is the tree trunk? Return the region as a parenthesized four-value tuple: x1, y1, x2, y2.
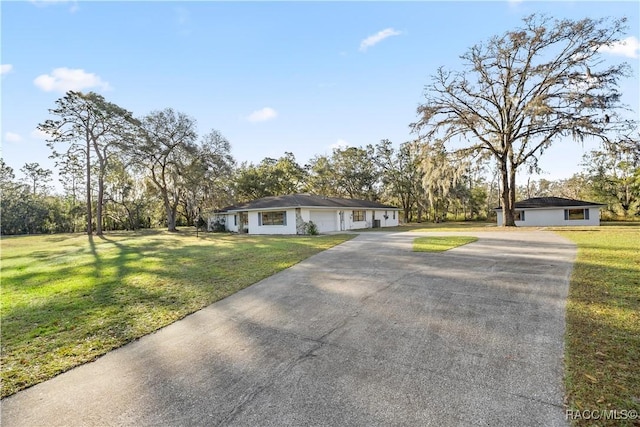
(499, 159, 516, 227)
(85, 136, 93, 235)
(166, 207, 177, 231)
(96, 173, 104, 235)
(164, 194, 178, 232)
(508, 165, 518, 224)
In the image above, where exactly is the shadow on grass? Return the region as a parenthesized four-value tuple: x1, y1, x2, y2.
(1, 232, 353, 398)
(559, 229, 640, 423)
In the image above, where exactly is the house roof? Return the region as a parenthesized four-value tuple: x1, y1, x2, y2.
(219, 194, 399, 212)
(495, 197, 606, 210)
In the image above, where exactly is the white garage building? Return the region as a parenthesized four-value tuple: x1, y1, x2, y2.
(495, 197, 606, 227)
(210, 194, 400, 235)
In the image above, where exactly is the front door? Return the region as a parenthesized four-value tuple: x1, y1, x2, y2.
(240, 212, 248, 233)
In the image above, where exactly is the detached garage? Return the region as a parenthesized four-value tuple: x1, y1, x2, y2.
(495, 197, 606, 227)
(211, 194, 400, 235)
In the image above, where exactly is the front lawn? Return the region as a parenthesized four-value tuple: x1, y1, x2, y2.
(555, 226, 640, 426)
(0, 231, 354, 398)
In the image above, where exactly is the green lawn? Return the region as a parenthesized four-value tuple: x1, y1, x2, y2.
(3, 223, 638, 420)
(412, 235, 479, 252)
(554, 226, 640, 426)
(0, 230, 354, 398)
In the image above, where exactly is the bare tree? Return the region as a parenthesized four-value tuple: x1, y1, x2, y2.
(412, 15, 632, 226)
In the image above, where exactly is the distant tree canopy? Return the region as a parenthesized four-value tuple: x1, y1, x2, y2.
(583, 132, 640, 216)
(3, 14, 639, 235)
(412, 14, 633, 226)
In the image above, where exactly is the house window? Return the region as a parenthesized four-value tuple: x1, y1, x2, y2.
(393, 211, 396, 220)
(234, 215, 237, 226)
(353, 210, 365, 222)
(259, 211, 287, 226)
(515, 210, 525, 221)
(565, 209, 589, 220)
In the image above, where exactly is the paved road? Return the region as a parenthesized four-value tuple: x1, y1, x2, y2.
(2, 231, 575, 427)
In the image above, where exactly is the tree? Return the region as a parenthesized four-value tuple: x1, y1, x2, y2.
(330, 146, 379, 200)
(234, 152, 306, 202)
(418, 141, 468, 221)
(39, 91, 137, 235)
(1, 159, 68, 234)
(373, 139, 422, 222)
(584, 132, 640, 217)
(306, 155, 339, 197)
(412, 15, 631, 226)
(134, 108, 198, 232)
(57, 153, 85, 204)
(20, 162, 52, 195)
(0, 159, 16, 195)
(179, 129, 236, 224)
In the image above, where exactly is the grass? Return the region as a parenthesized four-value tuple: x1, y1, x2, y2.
(554, 226, 640, 426)
(412, 236, 478, 252)
(0, 230, 354, 398)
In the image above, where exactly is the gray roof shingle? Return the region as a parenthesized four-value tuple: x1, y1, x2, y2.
(220, 194, 398, 212)
(495, 197, 605, 210)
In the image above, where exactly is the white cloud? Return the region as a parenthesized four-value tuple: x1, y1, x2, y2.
(246, 107, 278, 123)
(1, 64, 13, 75)
(4, 132, 22, 143)
(598, 36, 640, 59)
(359, 28, 402, 52)
(330, 139, 349, 150)
(34, 67, 111, 93)
(31, 129, 50, 140)
(30, 0, 79, 12)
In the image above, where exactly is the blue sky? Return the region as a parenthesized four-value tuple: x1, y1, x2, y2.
(2, 1, 639, 190)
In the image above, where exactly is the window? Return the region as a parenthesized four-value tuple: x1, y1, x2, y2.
(393, 211, 396, 220)
(353, 210, 365, 222)
(234, 215, 237, 226)
(515, 210, 525, 221)
(259, 211, 287, 226)
(565, 209, 588, 220)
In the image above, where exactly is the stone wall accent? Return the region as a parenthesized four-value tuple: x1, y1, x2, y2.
(295, 208, 306, 235)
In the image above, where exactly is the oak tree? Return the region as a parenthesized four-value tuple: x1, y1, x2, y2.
(412, 15, 632, 226)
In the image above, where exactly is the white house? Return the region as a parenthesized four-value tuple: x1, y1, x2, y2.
(495, 197, 606, 227)
(210, 194, 400, 235)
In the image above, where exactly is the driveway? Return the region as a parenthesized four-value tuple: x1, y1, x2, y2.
(1, 231, 575, 426)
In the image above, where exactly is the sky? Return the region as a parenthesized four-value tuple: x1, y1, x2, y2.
(1, 1, 639, 192)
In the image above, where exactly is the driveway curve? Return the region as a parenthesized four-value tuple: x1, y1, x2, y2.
(2, 231, 575, 427)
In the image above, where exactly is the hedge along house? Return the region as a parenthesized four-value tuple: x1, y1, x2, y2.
(210, 194, 400, 235)
(495, 197, 606, 227)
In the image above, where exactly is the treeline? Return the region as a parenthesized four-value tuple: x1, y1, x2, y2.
(1, 91, 639, 235)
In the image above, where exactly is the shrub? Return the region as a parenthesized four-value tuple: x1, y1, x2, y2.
(305, 220, 319, 235)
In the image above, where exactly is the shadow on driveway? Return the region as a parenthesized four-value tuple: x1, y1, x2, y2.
(1, 231, 574, 427)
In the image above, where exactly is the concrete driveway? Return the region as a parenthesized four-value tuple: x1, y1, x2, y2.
(2, 231, 575, 426)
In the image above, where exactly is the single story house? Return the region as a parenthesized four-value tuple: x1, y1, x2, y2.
(495, 197, 606, 226)
(210, 194, 400, 235)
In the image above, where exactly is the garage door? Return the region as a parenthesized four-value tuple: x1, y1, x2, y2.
(309, 210, 337, 233)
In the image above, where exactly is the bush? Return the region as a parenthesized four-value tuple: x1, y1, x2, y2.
(210, 219, 226, 232)
(305, 220, 319, 235)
